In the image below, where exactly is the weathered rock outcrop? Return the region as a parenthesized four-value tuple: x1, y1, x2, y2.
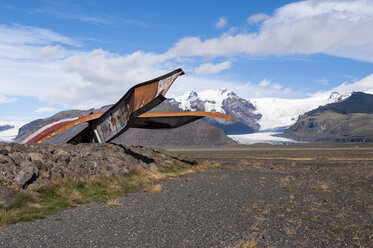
(0, 142, 193, 197)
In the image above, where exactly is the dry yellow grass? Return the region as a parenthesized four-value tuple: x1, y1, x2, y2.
(106, 199, 123, 207)
(28, 203, 42, 209)
(144, 184, 162, 193)
(65, 189, 83, 203)
(279, 176, 292, 183)
(228, 165, 247, 171)
(229, 240, 258, 248)
(0, 209, 14, 225)
(319, 184, 330, 193)
(246, 226, 260, 231)
(285, 228, 297, 236)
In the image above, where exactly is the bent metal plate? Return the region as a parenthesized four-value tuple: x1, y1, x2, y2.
(94, 69, 184, 143)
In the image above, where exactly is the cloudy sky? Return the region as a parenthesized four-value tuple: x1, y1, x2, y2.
(1, 0, 373, 121)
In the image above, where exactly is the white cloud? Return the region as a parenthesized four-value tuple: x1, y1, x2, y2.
(0, 24, 79, 47)
(272, 83, 282, 90)
(34, 107, 56, 113)
(328, 73, 373, 94)
(258, 79, 282, 90)
(34, 7, 148, 28)
(215, 17, 227, 29)
(171, 0, 373, 62)
(194, 61, 231, 75)
(247, 13, 269, 24)
(259, 79, 271, 87)
(40, 49, 173, 108)
(0, 94, 17, 103)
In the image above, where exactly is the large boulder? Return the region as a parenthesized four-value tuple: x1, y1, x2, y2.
(14, 162, 38, 187)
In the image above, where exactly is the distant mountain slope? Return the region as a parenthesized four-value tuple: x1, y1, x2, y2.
(167, 89, 261, 134)
(113, 119, 235, 147)
(306, 92, 373, 116)
(14, 103, 235, 146)
(0, 125, 13, 132)
(281, 92, 373, 142)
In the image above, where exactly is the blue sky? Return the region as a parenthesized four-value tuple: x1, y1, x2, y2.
(0, 0, 372, 121)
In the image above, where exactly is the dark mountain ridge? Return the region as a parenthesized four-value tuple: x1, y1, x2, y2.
(282, 92, 373, 142)
(307, 92, 373, 116)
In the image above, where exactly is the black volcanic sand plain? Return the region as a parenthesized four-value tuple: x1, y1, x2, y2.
(1, 143, 372, 247)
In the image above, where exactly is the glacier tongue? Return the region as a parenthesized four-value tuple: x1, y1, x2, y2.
(229, 131, 298, 145)
(0, 121, 27, 142)
(251, 91, 353, 131)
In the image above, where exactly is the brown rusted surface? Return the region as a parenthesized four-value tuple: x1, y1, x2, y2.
(69, 69, 185, 144)
(35, 112, 104, 144)
(138, 111, 234, 121)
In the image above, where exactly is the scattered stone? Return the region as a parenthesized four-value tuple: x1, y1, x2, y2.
(27, 178, 50, 191)
(0, 183, 16, 208)
(148, 163, 158, 172)
(28, 152, 43, 162)
(14, 162, 38, 187)
(8, 152, 25, 166)
(0, 148, 9, 156)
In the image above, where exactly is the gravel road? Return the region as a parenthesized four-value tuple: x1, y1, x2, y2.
(1, 147, 372, 247)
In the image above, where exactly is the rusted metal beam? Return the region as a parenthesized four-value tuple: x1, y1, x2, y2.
(31, 112, 104, 144)
(68, 68, 185, 144)
(139, 111, 234, 121)
(132, 112, 234, 129)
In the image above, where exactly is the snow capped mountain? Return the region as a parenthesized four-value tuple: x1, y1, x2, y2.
(251, 91, 353, 130)
(0, 121, 27, 142)
(169, 88, 261, 134)
(328, 91, 352, 102)
(175, 88, 235, 113)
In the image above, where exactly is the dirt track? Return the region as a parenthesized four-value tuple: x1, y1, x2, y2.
(1, 144, 372, 247)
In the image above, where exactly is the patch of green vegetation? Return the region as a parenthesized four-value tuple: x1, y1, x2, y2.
(0, 161, 210, 226)
(282, 186, 298, 193)
(158, 165, 181, 174)
(327, 225, 342, 233)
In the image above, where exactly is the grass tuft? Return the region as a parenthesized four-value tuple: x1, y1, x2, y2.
(144, 184, 162, 193)
(106, 199, 123, 207)
(229, 241, 258, 248)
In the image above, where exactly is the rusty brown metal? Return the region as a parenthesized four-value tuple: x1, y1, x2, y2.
(139, 111, 234, 121)
(132, 112, 234, 129)
(33, 112, 104, 144)
(68, 68, 185, 143)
